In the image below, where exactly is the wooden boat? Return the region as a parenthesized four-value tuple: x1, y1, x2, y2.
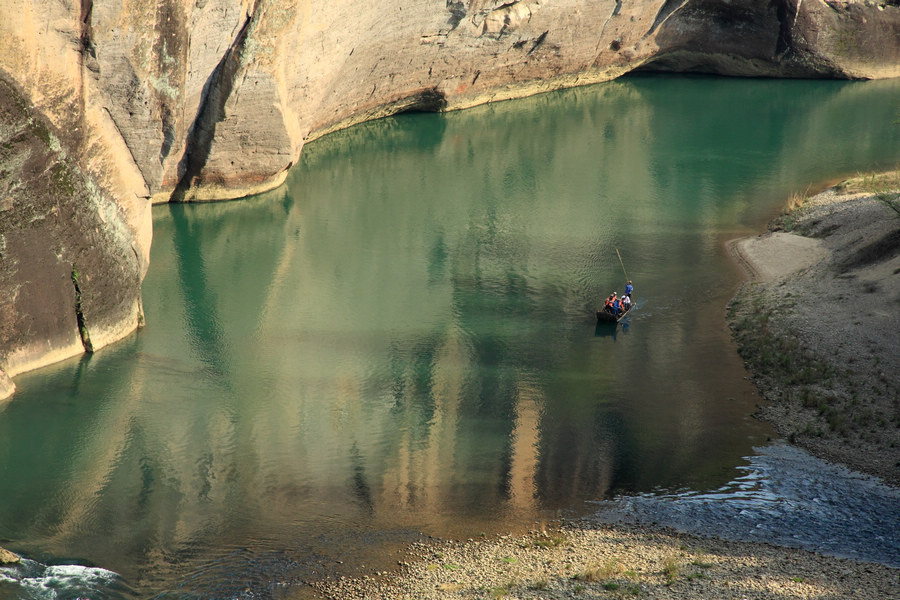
(600, 249, 634, 324)
(596, 299, 632, 323)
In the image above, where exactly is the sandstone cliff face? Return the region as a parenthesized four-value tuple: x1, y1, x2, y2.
(1, 0, 899, 399)
(645, 0, 900, 78)
(0, 77, 144, 397)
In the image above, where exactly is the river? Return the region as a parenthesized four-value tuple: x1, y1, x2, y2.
(2, 75, 899, 599)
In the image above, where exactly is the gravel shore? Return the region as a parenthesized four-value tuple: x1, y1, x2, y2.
(314, 173, 900, 599)
(314, 521, 900, 599)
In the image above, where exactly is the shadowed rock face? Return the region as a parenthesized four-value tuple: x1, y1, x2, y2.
(0, 78, 143, 396)
(646, 0, 900, 78)
(0, 0, 898, 396)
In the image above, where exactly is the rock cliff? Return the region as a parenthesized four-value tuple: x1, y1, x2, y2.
(0, 77, 144, 397)
(1, 0, 899, 399)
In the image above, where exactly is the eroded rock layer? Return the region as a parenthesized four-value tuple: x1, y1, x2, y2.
(1, 0, 899, 396)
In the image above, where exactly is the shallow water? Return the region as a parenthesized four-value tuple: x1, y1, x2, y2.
(593, 443, 900, 567)
(2, 75, 900, 599)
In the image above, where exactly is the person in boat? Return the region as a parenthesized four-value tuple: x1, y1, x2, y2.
(612, 295, 622, 316)
(624, 280, 633, 300)
(621, 294, 631, 312)
(604, 293, 616, 313)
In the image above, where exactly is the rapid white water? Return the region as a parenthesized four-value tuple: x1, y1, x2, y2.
(0, 558, 126, 600)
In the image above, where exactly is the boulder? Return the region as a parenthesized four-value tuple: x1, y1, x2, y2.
(0, 546, 20, 564)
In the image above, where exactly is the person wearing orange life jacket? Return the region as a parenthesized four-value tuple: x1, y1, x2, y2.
(604, 293, 616, 313)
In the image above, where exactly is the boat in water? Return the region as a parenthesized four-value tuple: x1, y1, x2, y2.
(599, 250, 634, 324)
(596, 300, 632, 324)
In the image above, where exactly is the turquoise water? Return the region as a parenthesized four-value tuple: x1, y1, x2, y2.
(2, 75, 899, 599)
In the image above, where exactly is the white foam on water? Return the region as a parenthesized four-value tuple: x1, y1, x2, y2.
(0, 558, 122, 600)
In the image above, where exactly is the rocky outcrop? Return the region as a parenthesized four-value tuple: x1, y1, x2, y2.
(0, 546, 20, 564)
(644, 0, 900, 78)
(0, 0, 899, 399)
(0, 77, 144, 398)
(7, 1, 898, 205)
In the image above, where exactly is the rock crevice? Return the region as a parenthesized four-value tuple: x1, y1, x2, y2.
(173, 8, 255, 202)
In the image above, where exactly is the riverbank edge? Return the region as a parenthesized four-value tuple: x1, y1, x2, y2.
(726, 170, 900, 487)
(312, 520, 899, 600)
(312, 175, 900, 599)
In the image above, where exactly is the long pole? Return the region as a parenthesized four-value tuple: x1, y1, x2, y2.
(615, 247, 629, 282)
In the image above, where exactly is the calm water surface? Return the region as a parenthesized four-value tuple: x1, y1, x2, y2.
(2, 76, 899, 599)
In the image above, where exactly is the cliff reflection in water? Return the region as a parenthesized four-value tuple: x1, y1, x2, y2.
(2, 76, 900, 598)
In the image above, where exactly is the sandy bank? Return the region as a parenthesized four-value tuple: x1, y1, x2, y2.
(727, 173, 900, 486)
(729, 232, 829, 281)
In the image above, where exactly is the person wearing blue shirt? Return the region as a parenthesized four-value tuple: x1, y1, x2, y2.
(624, 280, 633, 299)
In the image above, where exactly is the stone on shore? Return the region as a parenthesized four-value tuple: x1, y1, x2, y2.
(0, 546, 20, 564)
